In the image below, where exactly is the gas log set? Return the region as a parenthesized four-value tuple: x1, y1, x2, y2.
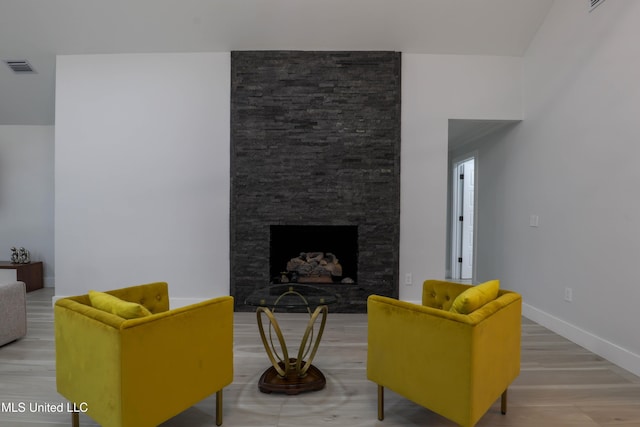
(279, 252, 354, 284)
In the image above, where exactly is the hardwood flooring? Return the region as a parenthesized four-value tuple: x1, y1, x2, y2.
(1, 288, 639, 426)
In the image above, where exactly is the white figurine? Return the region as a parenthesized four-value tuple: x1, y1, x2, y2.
(17, 247, 30, 264)
(10, 247, 19, 264)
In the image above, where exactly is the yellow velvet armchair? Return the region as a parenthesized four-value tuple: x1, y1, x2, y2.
(54, 282, 233, 427)
(367, 279, 521, 427)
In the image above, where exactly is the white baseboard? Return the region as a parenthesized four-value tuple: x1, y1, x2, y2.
(523, 303, 640, 378)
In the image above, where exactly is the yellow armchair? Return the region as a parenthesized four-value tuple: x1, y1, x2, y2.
(55, 282, 233, 427)
(367, 280, 521, 427)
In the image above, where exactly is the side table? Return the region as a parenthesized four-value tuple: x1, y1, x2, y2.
(0, 261, 44, 292)
(245, 284, 338, 395)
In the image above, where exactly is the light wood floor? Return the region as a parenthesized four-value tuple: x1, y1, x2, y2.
(1, 288, 639, 426)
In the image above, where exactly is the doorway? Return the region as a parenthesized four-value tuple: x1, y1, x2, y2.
(450, 156, 476, 281)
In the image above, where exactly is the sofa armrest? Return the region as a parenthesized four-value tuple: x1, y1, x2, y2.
(0, 281, 27, 346)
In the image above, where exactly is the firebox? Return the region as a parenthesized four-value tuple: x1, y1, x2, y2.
(269, 225, 358, 284)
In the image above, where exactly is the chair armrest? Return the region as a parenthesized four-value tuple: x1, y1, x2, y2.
(367, 295, 475, 391)
(118, 296, 234, 427)
(55, 298, 126, 328)
(54, 301, 124, 423)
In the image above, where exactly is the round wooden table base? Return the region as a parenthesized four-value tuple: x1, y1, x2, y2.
(258, 358, 326, 395)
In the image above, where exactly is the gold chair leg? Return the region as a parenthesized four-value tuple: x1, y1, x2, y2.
(216, 389, 223, 426)
(501, 389, 508, 415)
(378, 385, 384, 420)
(71, 410, 79, 427)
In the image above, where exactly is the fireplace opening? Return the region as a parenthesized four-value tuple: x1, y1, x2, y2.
(270, 225, 358, 284)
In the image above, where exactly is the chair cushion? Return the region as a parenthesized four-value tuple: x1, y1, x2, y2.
(449, 280, 500, 314)
(88, 290, 152, 319)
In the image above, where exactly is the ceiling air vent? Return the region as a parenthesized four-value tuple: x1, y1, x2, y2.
(4, 60, 36, 74)
(590, 0, 606, 12)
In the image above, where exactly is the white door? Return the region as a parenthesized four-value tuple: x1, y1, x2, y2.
(460, 160, 474, 279)
(452, 157, 475, 280)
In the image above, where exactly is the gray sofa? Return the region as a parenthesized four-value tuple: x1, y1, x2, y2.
(0, 281, 27, 346)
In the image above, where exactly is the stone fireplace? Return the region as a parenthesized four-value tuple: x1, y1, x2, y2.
(230, 51, 401, 312)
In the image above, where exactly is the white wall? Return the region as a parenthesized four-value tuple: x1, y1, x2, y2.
(53, 52, 520, 306)
(0, 125, 55, 285)
(400, 54, 522, 302)
(471, 0, 640, 376)
(54, 53, 230, 303)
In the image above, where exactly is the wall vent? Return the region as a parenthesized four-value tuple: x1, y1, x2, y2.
(4, 60, 36, 74)
(590, 0, 606, 12)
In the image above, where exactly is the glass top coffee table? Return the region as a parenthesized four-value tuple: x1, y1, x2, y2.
(245, 284, 338, 395)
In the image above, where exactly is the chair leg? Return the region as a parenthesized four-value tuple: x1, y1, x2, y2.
(501, 389, 508, 415)
(377, 385, 384, 421)
(216, 389, 223, 426)
(71, 411, 79, 427)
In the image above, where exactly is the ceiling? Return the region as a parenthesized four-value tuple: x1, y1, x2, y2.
(0, 0, 553, 128)
(448, 119, 520, 151)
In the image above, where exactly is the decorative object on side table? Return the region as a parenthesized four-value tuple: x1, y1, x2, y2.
(18, 247, 30, 264)
(10, 247, 19, 264)
(10, 247, 30, 264)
